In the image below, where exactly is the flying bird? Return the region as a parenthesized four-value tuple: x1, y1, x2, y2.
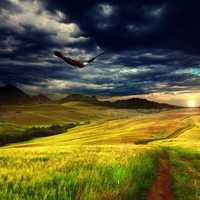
(54, 51, 104, 68)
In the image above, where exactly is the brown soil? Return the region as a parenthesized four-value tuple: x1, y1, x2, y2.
(147, 154, 174, 200)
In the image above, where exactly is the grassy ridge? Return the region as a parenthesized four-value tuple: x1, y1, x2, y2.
(0, 103, 189, 147)
(0, 102, 142, 146)
(0, 103, 139, 126)
(9, 110, 190, 147)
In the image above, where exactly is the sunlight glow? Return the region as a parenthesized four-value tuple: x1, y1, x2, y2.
(187, 100, 197, 108)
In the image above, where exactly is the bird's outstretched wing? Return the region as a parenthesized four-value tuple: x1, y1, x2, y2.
(86, 52, 105, 63)
(54, 51, 84, 67)
(54, 50, 104, 68)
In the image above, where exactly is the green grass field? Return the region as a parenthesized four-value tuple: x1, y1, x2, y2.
(0, 103, 200, 199)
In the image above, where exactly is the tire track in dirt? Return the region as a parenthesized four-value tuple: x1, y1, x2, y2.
(147, 153, 174, 200)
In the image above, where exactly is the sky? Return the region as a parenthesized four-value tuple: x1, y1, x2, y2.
(0, 0, 200, 106)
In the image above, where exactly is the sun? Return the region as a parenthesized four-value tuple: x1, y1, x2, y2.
(187, 100, 197, 108)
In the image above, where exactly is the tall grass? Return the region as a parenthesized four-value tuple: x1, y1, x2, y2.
(168, 147, 200, 200)
(0, 146, 160, 200)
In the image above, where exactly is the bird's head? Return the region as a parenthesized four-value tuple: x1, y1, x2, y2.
(53, 51, 63, 57)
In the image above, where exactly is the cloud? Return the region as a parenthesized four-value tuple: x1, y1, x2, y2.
(0, 0, 200, 100)
(0, 36, 22, 53)
(144, 5, 165, 18)
(98, 3, 115, 17)
(45, 79, 114, 91)
(0, 0, 88, 45)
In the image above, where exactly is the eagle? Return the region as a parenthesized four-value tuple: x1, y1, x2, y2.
(54, 51, 104, 68)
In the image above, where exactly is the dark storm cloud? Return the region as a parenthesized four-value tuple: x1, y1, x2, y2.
(47, 0, 200, 53)
(0, 0, 200, 96)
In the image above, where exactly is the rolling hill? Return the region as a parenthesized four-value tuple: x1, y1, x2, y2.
(0, 84, 179, 109)
(0, 84, 52, 105)
(60, 94, 179, 109)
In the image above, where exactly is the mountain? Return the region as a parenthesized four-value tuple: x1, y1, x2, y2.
(0, 84, 31, 104)
(60, 94, 179, 109)
(111, 98, 178, 109)
(30, 94, 52, 104)
(0, 85, 52, 105)
(0, 84, 27, 98)
(59, 94, 99, 104)
(0, 84, 179, 109)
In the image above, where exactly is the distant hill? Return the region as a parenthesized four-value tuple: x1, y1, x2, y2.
(111, 98, 178, 109)
(0, 84, 52, 105)
(30, 94, 52, 104)
(59, 94, 179, 109)
(0, 84, 30, 104)
(0, 84, 27, 98)
(59, 94, 99, 104)
(0, 85, 179, 109)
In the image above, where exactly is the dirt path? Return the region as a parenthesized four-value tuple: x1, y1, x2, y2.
(147, 154, 174, 200)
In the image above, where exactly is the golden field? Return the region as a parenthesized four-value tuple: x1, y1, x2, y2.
(0, 103, 200, 200)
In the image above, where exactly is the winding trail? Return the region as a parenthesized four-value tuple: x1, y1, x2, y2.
(165, 118, 195, 139)
(136, 117, 195, 144)
(147, 153, 174, 200)
(146, 117, 196, 199)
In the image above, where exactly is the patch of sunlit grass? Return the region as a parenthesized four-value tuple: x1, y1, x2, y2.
(168, 147, 200, 200)
(0, 145, 160, 200)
